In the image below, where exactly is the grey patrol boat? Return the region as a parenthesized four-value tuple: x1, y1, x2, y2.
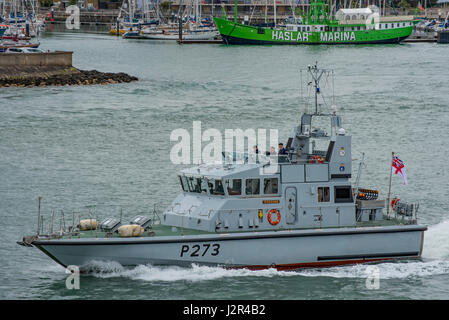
(19, 64, 427, 271)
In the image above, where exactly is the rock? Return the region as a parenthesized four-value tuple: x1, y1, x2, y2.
(0, 66, 138, 88)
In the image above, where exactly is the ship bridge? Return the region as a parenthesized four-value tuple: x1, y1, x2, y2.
(163, 64, 380, 234)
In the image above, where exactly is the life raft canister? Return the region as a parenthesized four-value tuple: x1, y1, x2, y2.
(267, 209, 281, 226)
(310, 155, 323, 164)
(391, 197, 400, 210)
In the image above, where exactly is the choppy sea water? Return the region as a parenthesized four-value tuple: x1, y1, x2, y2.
(1, 29, 449, 299)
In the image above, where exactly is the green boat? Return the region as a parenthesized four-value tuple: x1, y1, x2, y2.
(213, 0, 417, 45)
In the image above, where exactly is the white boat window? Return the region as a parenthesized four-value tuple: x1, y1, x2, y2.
(226, 179, 242, 196)
(208, 179, 225, 196)
(264, 178, 278, 195)
(318, 187, 330, 202)
(245, 179, 260, 195)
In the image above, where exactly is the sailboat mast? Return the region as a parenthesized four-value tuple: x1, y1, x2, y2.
(274, 0, 277, 28)
(234, 0, 237, 23)
(265, 0, 268, 24)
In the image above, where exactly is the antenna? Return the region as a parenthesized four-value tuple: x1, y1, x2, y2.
(304, 62, 334, 116)
(307, 62, 325, 115)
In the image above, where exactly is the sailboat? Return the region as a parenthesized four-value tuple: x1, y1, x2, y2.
(110, 0, 141, 35)
(0, 0, 40, 50)
(139, 0, 219, 40)
(1, 0, 43, 39)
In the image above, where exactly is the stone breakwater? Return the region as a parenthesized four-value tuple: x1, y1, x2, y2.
(0, 66, 138, 87)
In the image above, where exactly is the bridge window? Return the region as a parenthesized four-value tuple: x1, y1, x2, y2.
(264, 178, 279, 195)
(226, 179, 242, 196)
(179, 176, 189, 192)
(208, 179, 225, 196)
(318, 187, 330, 202)
(334, 186, 353, 203)
(200, 179, 209, 194)
(245, 178, 260, 195)
(187, 177, 201, 193)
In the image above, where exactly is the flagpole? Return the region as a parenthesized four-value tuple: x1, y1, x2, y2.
(386, 151, 394, 217)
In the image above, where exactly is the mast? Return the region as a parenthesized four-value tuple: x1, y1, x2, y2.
(386, 152, 394, 217)
(265, 0, 268, 24)
(234, 0, 237, 23)
(195, 0, 199, 23)
(274, 0, 277, 28)
(308, 62, 325, 115)
(308, 0, 328, 24)
(354, 153, 365, 204)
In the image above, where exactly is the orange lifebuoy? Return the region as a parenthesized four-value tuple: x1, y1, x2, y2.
(391, 198, 400, 210)
(267, 209, 281, 226)
(310, 155, 323, 164)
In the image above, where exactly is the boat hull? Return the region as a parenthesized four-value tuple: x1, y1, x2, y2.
(33, 225, 426, 270)
(142, 31, 219, 41)
(0, 42, 40, 52)
(221, 34, 410, 45)
(213, 17, 414, 45)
